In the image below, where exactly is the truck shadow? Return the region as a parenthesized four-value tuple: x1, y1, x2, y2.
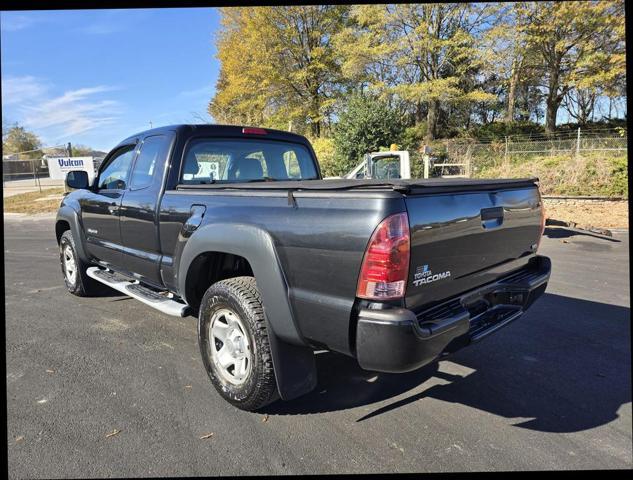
(544, 226, 621, 242)
(262, 293, 631, 434)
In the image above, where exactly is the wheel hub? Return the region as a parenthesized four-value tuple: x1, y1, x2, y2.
(62, 245, 77, 285)
(209, 308, 252, 385)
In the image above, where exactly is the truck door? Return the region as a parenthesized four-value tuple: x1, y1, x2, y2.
(80, 144, 137, 266)
(118, 133, 173, 286)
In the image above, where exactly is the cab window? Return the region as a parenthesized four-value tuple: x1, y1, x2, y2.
(180, 138, 318, 184)
(97, 146, 135, 190)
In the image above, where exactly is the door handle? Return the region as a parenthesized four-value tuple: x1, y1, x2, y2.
(183, 205, 206, 234)
(481, 207, 504, 229)
(108, 205, 119, 215)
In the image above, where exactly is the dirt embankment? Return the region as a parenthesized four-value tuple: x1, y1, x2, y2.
(543, 198, 628, 229)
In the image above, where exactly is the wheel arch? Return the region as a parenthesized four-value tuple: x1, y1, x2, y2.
(184, 251, 254, 312)
(178, 222, 317, 401)
(55, 206, 89, 262)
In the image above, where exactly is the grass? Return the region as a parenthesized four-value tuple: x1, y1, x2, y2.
(3, 187, 66, 214)
(472, 152, 628, 197)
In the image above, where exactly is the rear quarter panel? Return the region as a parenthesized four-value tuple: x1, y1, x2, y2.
(159, 190, 405, 355)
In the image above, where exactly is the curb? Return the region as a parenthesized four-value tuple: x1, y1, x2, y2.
(3, 212, 57, 220)
(542, 195, 627, 201)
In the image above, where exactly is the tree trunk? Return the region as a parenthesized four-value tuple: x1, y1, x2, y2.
(415, 102, 425, 123)
(426, 100, 440, 141)
(505, 58, 519, 123)
(310, 120, 320, 138)
(545, 56, 562, 134)
(545, 96, 558, 134)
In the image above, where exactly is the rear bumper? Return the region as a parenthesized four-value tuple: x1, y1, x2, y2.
(355, 255, 551, 372)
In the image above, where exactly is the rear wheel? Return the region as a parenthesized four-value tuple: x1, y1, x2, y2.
(59, 230, 104, 297)
(198, 276, 278, 411)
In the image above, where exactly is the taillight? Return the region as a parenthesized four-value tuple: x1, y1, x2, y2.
(242, 127, 267, 135)
(357, 212, 410, 300)
(536, 193, 546, 251)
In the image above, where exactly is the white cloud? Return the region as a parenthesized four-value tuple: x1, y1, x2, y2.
(1, 76, 123, 142)
(0, 13, 42, 32)
(1, 76, 48, 105)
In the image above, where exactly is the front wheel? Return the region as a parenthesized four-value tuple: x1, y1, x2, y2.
(59, 230, 104, 297)
(198, 276, 278, 411)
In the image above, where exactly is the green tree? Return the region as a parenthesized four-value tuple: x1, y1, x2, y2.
(334, 3, 500, 140)
(209, 5, 350, 137)
(332, 93, 406, 175)
(517, 1, 625, 133)
(2, 123, 42, 159)
(70, 144, 96, 157)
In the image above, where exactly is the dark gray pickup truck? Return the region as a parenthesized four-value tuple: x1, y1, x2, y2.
(56, 124, 550, 411)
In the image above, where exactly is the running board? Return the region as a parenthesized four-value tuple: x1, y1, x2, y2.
(86, 267, 191, 317)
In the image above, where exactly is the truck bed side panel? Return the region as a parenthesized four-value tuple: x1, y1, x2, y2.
(159, 190, 405, 355)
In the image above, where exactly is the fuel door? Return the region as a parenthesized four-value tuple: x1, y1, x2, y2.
(182, 204, 206, 235)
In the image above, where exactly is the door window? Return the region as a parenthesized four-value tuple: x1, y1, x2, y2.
(129, 135, 169, 190)
(98, 146, 136, 190)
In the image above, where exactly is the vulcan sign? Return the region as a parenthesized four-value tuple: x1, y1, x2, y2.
(47, 156, 95, 183)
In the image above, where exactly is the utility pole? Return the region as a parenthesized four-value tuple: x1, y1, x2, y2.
(149, 121, 153, 129)
(576, 127, 581, 158)
(67, 142, 72, 157)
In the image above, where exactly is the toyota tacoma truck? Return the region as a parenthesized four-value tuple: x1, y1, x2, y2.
(56, 124, 551, 411)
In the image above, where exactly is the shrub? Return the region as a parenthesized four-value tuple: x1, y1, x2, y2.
(309, 137, 338, 177)
(332, 94, 406, 175)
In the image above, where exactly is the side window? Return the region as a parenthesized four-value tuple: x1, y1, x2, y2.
(129, 135, 169, 190)
(283, 150, 301, 179)
(97, 147, 135, 190)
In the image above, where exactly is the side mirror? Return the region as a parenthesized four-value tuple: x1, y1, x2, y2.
(65, 170, 90, 190)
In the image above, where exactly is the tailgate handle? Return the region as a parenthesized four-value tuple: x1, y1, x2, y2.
(481, 207, 504, 229)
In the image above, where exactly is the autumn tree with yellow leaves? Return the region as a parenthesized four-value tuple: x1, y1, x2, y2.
(209, 1, 626, 142)
(209, 5, 350, 137)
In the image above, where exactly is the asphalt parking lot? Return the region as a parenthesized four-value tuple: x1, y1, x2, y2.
(5, 214, 631, 476)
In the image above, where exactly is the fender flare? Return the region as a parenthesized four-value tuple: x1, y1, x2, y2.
(56, 205, 90, 262)
(177, 223, 317, 401)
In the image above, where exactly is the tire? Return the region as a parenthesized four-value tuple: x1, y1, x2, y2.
(198, 276, 278, 411)
(59, 230, 104, 297)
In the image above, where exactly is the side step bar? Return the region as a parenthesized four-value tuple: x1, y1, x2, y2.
(86, 267, 191, 317)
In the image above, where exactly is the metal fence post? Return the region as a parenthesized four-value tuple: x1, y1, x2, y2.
(576, 127, 581, 158)
(504, 136, 509, 164)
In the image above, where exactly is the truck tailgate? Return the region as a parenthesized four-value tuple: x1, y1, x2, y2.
(404, 185, 543, 311)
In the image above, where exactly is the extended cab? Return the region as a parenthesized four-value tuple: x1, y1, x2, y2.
(56, 124, 551, 411)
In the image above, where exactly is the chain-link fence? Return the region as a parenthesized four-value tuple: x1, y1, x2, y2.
(2, 145, 72, 195)
(416, 128, 628, 178)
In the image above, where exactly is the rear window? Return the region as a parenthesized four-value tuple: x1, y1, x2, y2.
(180, 138, 318, 184)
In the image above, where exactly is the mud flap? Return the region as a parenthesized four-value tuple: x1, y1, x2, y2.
(267, 328, 317, 401)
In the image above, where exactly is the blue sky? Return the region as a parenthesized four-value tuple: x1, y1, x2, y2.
(1, 8, 220, 151)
